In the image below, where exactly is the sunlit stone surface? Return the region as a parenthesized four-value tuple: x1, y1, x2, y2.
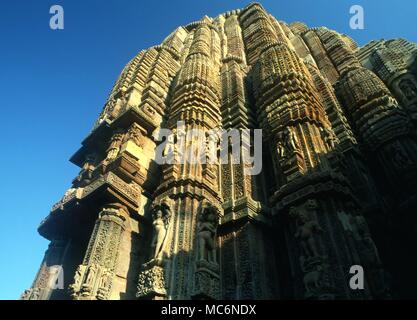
(23, 3, 417, 300)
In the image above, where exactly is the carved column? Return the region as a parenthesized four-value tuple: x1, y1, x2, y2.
(336, 67, 417, 202)
(20, 239, 69, 300)
(218, 52, 278, 299)
(251, 38, 384, 299)
(69, 203, 128, 300)
(142, 20, 223, 300)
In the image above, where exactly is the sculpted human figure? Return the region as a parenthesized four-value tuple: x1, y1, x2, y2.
(76, 153, 96, 185)
(150, 199, 171, 261)
(85, 264, 97, 287)
(73, 266, 82, 286)
(284, 127, 300, 153)
(84, 153, 96, 171)
(105, 131, 124, 162)
(111, 95, 127, 118)
(98, 99, 115, 123)
(162, 133, 176, 163)
(69, 265, 85, 294)
(175, 125, 187, 163)
(99, 270, 110, 289)
(126, 123, 144, 148)
(294, 211, 323, 259)
(277, 133, 286, 159)
(321, 127, 337, 150)
(197, 203, 219, 263)
(206, 130, 221, 164)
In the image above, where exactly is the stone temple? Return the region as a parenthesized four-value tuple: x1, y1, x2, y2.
(22, 3, 417, 300)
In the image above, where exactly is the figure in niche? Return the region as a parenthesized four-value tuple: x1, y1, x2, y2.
(105, 131, 124, 163)
(84, 264, 97, 287)
(277, 134, 286, 159)
(399, 79, 417, 100)
(283, 127, 300, 154)
(125, 123, 144, 148)
(162, 133, 176, 164)
(97, 100, 115, 124)
(197, 202, 219, 263)
(320, 127, 337, 150)
(206, 130, 221, 164)
(150, 199, 172, 261)
(176, 124, 187, 163)
(99, 270, 111, 289)
(76, 153, 96, 185)
(71, 266, 83, 289)
(293, 208, 323, 259)
(111, 94, 127, 118)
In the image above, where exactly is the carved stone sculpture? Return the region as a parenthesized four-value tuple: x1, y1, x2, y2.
(283, 127, 300, 153)
(150, 199, 172, 261)
(111, 95, 127, 118)
(105, 131, 124, 162)
(125, 123, 144, 148)
(294, 210, 323, 259)
(84, 264, 97, 288)
(197, 202, 219, 263)
(72, 266, 83, 287)
(277, 139, 286, 158)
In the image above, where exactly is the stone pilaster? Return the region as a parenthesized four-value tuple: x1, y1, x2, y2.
(20, 239, 69, 300)
(69, 203, 128, 300)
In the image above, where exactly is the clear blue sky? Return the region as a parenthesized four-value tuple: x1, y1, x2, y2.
(0, 0, 416, 300)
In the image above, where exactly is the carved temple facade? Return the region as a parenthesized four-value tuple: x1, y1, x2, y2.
(23, 3, 417, 300)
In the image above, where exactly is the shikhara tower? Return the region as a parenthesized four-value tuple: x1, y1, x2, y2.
(23, 3, 417, 300)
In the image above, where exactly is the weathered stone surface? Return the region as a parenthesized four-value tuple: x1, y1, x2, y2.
(25, 3, 417, 300)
